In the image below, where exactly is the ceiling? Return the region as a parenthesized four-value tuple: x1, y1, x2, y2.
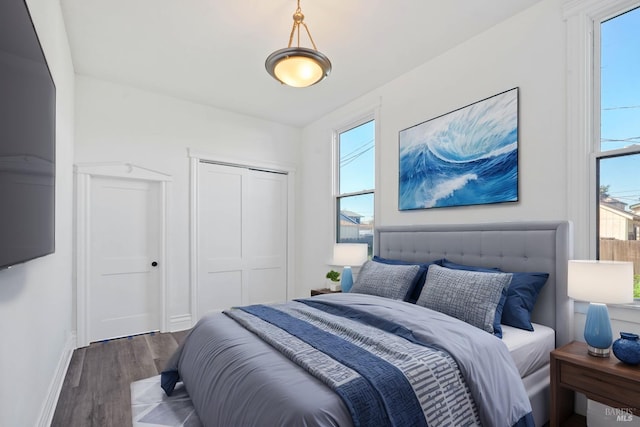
(60, 0, 540, 127)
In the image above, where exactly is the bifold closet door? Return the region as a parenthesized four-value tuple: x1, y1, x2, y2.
(197, 162, 287, 317)
(244, 169, 287, 305)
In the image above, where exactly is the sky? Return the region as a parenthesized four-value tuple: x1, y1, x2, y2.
(339, 120, 375, 222)
(599, 6, 640, 209)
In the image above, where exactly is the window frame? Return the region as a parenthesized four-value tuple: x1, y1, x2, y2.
(565, 0, 640, 260)
(595, 147, 640, 251)
(565, 0, 640, 307)
(593, 4, 640, 257)
(332, 112, 377, 249)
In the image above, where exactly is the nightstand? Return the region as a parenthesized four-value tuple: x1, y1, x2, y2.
(550, 340, 640, 427)
(310, 288, 342, 296)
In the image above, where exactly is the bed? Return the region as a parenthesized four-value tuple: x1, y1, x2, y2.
(163, 221, 573, 426)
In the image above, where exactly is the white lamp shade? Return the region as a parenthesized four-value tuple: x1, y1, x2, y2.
(331, 243, 368, 267)
(567, 260, 634, 304)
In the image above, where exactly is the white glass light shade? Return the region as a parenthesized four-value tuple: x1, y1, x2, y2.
(331, 243, 368, 267)
(567, 260, 634, 304)
(274, 56, 323, 87)
(265, 47, 331, 88)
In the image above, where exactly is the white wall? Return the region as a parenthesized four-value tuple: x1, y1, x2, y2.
(299, 0, 567, 291)
(0, 0, 75, 426)
(74, 76, 301, 324)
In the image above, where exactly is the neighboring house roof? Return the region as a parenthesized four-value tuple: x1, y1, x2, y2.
(600, 196, 628, 211)
(600, 202, 640, 221)
(340, 210, 363, 218)
(340, 210, 365, 225)
(339, 213, 360, 225)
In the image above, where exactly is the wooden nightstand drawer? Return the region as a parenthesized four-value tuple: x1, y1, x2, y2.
(551, 341, 640, 426)
(561, 363, 640, 407)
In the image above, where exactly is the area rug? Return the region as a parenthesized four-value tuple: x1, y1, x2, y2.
(131, 375, 202, 427)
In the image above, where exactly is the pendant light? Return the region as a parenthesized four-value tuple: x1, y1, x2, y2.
(265, 0, 331, 88)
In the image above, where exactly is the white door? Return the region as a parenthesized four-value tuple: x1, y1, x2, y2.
(196, 162, 288, 318)
(197, 163, 244, 316)
(89, 176, 161, 342)
(245, 169, 287, 304)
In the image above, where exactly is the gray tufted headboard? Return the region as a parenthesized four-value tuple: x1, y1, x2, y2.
(374, 221, 574, 347)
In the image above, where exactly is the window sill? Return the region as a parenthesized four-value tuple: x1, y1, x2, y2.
(574, 301, 640, 324)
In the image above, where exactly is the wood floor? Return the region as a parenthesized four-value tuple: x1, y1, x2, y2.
(51, 330, 189, 427)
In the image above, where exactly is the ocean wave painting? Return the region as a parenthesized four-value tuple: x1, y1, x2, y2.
(399, 88, 518, 210)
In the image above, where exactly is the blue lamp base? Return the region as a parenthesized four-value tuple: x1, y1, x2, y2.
(341, 266, 353, 293)
(584, 302, 613, 357)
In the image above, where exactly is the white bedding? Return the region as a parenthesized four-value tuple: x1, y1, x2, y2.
(502, 322, 555, 378)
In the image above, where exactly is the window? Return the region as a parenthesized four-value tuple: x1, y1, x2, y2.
(595, 6, 640, 297)
(335, 119, 375, 256)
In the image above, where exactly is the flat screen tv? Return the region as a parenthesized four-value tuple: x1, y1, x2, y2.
(0, 0, 56, 270)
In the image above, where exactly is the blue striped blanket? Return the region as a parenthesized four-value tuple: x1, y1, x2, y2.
(225, 300, 483, 427)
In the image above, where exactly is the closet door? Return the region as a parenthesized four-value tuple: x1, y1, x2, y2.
(197, 163, 244, 317)
(245, 169, 287, 304)
(196, 162, 288, 318)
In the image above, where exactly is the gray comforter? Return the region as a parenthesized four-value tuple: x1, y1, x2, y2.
(163, 293, 533, 427)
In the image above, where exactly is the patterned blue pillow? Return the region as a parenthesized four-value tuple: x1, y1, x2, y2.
(417, 264, 512, 335)
(440, 260, 506, 337)
(351, 260, 421, 300)
(441, 259, 548, 331)
(372, 256, 443, 303)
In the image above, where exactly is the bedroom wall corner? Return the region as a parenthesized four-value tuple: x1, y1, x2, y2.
(0, 1, 76, 426)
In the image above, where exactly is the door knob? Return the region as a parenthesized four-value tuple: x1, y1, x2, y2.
(151, 261, 158, 267)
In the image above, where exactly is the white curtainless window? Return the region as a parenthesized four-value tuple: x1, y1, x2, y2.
(594, 5, 640, 298)
(334, 118, 375, 257)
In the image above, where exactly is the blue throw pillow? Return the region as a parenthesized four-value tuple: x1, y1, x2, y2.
(441, 259, 549, 332)
(160, 370, 180, 396)
(441, 260, 506, 338)
(441, 259, 500, 273)
(372, 256, 442, 303)
(501, 272, 549, 331)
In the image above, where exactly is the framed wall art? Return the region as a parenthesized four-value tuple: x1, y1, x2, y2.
(398, 87, 519, 210)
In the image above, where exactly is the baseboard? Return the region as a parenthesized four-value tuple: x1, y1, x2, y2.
(169, 314, 193, 332)
(36, 331, 76, 427)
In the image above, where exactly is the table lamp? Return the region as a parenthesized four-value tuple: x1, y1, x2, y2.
(567, 260, 634, 357)
(331, 243, 368, 292)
